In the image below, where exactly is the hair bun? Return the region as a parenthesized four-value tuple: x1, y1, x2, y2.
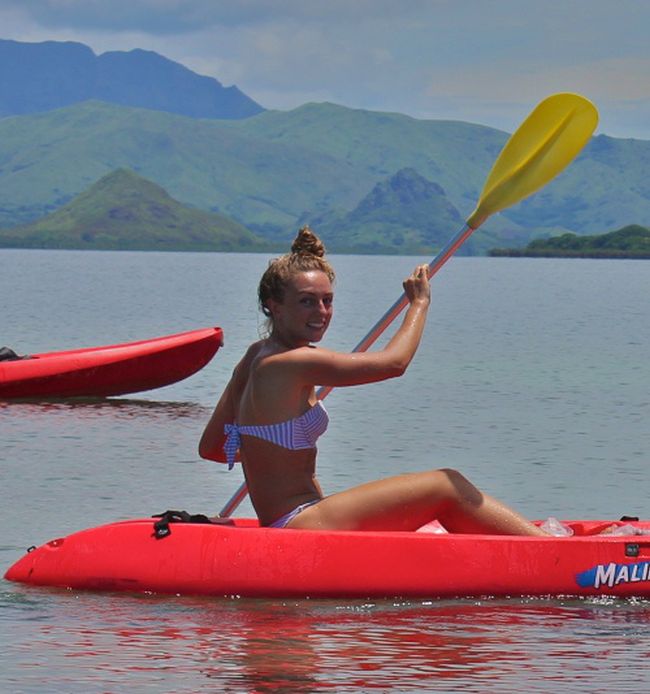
(291, 226, 326, 257)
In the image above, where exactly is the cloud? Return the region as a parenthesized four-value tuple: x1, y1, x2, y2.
(424, 57, 650, 106)
(0, 0, 437, 33)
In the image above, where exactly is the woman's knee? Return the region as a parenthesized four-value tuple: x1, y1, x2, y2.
(432, 467, 472, 487)
(432, 468, 482, 504)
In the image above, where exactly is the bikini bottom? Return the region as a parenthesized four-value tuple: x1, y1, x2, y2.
(268, 499, 321, 529)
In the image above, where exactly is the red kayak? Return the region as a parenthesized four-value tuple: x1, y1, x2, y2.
(5, 515, 649, 599)
(0, 326, 223, 399)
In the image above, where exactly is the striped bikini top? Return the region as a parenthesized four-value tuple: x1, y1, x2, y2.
(223, 401, 329, 469)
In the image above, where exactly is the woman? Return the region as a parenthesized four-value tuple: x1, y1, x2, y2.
(200, 227, 547, 536)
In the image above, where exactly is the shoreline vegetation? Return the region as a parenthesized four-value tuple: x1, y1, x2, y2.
(489, 225, 650, 259)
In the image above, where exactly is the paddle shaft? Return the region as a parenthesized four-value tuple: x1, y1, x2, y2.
(218, 222, 475, 517)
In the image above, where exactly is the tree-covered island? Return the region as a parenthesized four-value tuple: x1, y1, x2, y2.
(490, 224, 650, 258)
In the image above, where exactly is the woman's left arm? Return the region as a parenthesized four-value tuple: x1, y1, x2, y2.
(198, 377, 236, 463)
(199, 341, 262, 463)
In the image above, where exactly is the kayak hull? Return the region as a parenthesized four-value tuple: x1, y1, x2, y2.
(0, 327, 223, 399)
(5, 517, 650, 599)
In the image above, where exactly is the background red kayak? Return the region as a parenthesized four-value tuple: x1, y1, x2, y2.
(0, 326, 223, 399)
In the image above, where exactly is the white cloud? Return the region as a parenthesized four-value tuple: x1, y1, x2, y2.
(425, 57, 650, 102)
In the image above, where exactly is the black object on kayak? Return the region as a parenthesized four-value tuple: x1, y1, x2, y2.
(152, 509, 234, 539)
(0, 347, 31, 361)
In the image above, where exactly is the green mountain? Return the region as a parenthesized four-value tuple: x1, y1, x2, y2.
(1, 100, 649, 253)
(0, 168, 266, 251)
(0, 101, 370, 233)
(306, 168, 468, 254)
(490, 224, 650, 258)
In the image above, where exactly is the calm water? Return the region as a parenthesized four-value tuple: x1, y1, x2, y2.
(1, 249, 649, 693)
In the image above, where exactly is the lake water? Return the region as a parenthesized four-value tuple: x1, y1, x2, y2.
(1, 249, 649, 693)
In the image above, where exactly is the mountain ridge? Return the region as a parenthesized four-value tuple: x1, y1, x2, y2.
(0, 38, 264, 120)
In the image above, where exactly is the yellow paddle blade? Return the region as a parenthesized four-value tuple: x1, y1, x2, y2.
(466, 93, 598, 229)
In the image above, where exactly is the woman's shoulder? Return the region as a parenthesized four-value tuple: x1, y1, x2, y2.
(231, 340, 266, 377)
(245, 340, 266, 358)
(240, 340, 267, 363)
(262, 344, 328, 365)
(255, 346, 343, 386)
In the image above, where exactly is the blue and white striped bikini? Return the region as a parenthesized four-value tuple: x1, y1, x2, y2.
(223, 401, 329, 528)
(223, 401, 329, 470)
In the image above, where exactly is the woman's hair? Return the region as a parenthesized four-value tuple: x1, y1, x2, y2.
(258, 226, 335, 319)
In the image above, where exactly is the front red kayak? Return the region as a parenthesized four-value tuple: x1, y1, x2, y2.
(0, 326, 223, 399)
(5, 516, 650, 599)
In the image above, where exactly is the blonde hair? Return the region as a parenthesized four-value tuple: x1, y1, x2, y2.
(258, 226, 335, 319)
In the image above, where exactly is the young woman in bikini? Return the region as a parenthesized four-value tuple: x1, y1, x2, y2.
(199, 227, 547, 536)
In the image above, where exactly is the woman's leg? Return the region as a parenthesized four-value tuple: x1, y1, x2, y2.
(288, 468, 547, 536)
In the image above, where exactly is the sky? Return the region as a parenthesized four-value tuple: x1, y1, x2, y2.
(2, 0, 650, 139)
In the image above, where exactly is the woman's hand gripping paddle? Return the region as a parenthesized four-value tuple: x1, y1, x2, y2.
(219, 92, 598, 518)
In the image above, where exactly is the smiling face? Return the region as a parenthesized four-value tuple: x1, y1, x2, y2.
(267, 270, 333, 347)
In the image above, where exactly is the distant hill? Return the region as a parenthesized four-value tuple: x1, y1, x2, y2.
(1, 97, 649, 253)
(0, 38, 264, 119)
(489, 224, 650, 258)
(0, 168, 267, 251)
(306, 168, 469, 254)
(0, 100, 548, 249)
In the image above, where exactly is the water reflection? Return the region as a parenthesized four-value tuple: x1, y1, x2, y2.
(1, 397, 208, 421)
(3, 590, 649, 693)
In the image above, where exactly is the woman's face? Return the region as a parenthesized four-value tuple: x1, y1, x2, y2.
(268, 270, 333, 346)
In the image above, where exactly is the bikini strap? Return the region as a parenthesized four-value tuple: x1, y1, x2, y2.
(223, 423, 240, 469)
